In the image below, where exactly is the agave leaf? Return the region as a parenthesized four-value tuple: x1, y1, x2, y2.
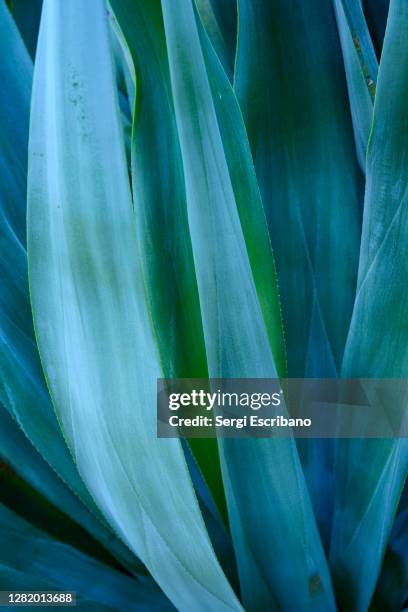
(0, 2, 148, 572)
(182, 441, 238, 590)
(363, 0, 390, 56)
(372, 484, 408, 611)
(0, 563, 55, 591)
(333, 0, 375, 171)
(6, 0, 43, 59)
(28, 2, 241, 610)
(108, 0, 228, 528)
(234, 0, 363, 548)
(0, 403, 146, 574)
(196, 9, 286, 378)
(330, 2, 408, 609)
(195, 0, 237, 80)
(234, 0, 362, 382)
(108, 8, 135, 169)
(0, 565, 117, 612)
(160, 0, 335, 608)
(107, 7, 136, 117)
(0, 0, 101, 517)
(336, 0, 378, 101)
(0, 504, 173, 611)
(0, 457, 126, 572)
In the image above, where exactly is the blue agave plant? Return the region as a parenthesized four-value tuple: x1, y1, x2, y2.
(0, 0, 407, 610)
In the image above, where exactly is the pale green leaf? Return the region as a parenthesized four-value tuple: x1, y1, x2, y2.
(28, 2, 241, 610)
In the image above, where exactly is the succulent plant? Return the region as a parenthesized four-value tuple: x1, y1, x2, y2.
(1, 0, 407, 610)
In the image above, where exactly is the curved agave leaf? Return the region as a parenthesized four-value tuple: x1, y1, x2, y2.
(373, 484, 408, 611)
(108, 0, 227, 527)
(333, 0, 375, 171)
(234, 0, 362, 381)
(0, 403, 146, 573)
(6, 0, 43, 59)
(181, 441, 238, 590)
(28, 2, 241, 610)
(107, 8, 135, 117)
(0, 460, 130, 574)
(195, 0, 237, 80)
(0, 566, 115, 611)
(331, 2, 408, 609)
(0, 0, 98, 517)
(0, 1, 148, 573)
(160, 0, 335, 608)
(196, 11, 286, 378)
(364, 0, 390, 56)
(234, 0, 363, 549)
(0, 504, 172, 611)
(336, 0, 378, 101)
(0, 0, 31, 252)
(108, 13, 134, 169)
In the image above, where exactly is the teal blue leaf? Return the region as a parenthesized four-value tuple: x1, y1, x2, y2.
(234, 0, 363, 549)
(28, 1, 241, 610)
(0, 2, 150, 572)
(0, 565, 62, 602)
(195, 0, 237, 80)
(0, 457, 131, 573)
(364, 0, 390, 55)
(0, 504, 173, 611)
(0, 0, 101, 518)
(196, 8, 286, 378)
(108, 0, 227, 526)
(108, 7, 135, 126)
(333, 0, 375, 170)
(182, 441, 239, 591)
(160, 0, 335, 608)
(6, 0, 42, 58)
(235, 0, 362, 379)
(336, 0, 378, 100)
(373, 484, 408, 611)
(0, 403, 146, 574)
(330, 2, 408, 609)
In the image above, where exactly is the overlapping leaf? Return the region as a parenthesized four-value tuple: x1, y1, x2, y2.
(363, 0, 390, 56)
(160, 0, 335, 608)
(0, 403, 145, 573)
(0, 0, 97, 521)
(108, 0, 227, 526)
(330, 2, 408, 609)
(234, 0, 363, 550)
(6, 0, 42, 58)
(333, 0, 376, 170)
(373, 484, 408, 611)
(336, 0, 378, 101)
(0, 0, 147, 573)
(195, 0, 237, 80)
(27, 2, 241, 610)
(0, 504, 172, 611)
